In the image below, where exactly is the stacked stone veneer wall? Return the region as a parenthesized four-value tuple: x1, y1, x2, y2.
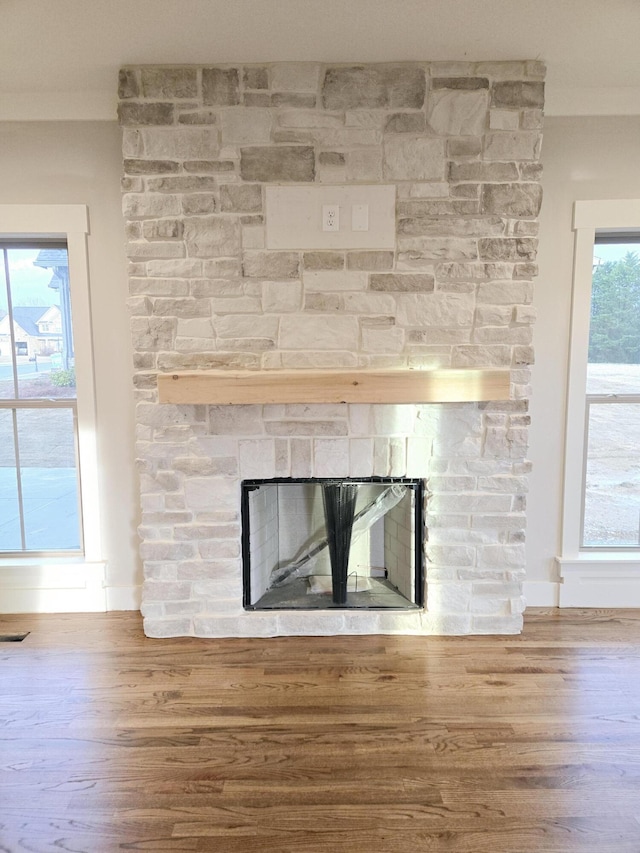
(118, 61, 544, 637)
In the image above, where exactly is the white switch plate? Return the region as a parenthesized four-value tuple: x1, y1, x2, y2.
(352, 204, 369, 231)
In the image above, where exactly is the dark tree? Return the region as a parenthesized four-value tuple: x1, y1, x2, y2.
(589, 251, 640, 363)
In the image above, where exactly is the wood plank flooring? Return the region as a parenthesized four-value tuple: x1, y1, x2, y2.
(1, 609, 640, 852)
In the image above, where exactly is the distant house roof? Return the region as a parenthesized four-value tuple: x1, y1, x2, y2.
(34, 249, 68, 269)
(11, 306, 49, 337)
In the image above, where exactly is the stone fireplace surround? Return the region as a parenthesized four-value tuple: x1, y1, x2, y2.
(118, 60, 544, 638)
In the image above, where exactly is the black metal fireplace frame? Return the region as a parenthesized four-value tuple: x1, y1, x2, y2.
(241, 477, 425, 610)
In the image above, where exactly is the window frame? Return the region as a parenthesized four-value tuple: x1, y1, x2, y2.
(0, 205, 103, 567)
(563, 200, 640, 558)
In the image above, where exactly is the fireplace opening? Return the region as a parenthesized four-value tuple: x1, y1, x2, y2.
(242, 478, 424, 611)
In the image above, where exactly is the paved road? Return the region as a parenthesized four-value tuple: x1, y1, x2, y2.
(0, 362, 51, 381)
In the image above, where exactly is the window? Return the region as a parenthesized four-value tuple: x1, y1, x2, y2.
(583, 236, 640, 548)
(0, 243, 82, 553)
(0, 204, 106, 584)
(559, 200, 640, 607)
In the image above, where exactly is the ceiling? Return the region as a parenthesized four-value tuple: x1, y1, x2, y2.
(2, 0, 640, 121)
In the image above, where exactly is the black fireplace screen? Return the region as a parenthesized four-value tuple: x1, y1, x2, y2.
(242, 478, 424, 610)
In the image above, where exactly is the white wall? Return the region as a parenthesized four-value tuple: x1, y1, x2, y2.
(527, 115, 640, 604)
(0, 121, 140, 609)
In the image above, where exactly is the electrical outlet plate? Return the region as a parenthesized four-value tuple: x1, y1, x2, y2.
(322, 204, 339, 232)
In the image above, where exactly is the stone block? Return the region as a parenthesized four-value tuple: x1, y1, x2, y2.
(346, 251, 394, 271)
(303, 252, 344, 270)
(184, 159, 235, 173)
(183, 216, 241, 258)
(118, 68, 139, 99)
(202, 67, 240, 105)
(484, 131, 541, 161)
(431, 77, 489, 90)
(220, 183, 262, 213)
(242, 251, 300, 279)
(396, 293, 475, 327)
(489, 109, 520, 130)
(215, 314, 279, 339)
(383, 137, 445, 181)
(265, 420, 346, 437)
(398, 215, 505, 238)
(271, 93, 317, 108)
(279, 315, 359, 350)
(492, 81, 545, 108)
(428, 90, 488, 136)
(520, 163, 543, 181)
(239, 439, 276, 477)
(152, 297, 211, 319)
(144, 617, 193, 637)
(141, 67, 198, 98)
(314, 438, 350, 477)
(126, 242, 184, 261)
(478, 238, 537, 261)
(346, 149, 383, 181)
(212, 295, 262, 314)
(182, 194, 217, 216)
(482, 183, 543, 218)
(118, 103, 175, 126)
(452, 345, 511, 367)
(318, 152, 345, 167)
(448, 137, 483, 158)
(478, 281, 533, 305)
(139, 127, 220, 160)
(370, 274, 434, 292)
(244, 93, 272, 107)
(178, 110, 218, 125)
(322, 65, 425, 110)
(123, 193, 181, 219)
(449, 161, 519, 182)
(271, 63, 319, 91)
(362, 325, 404, 354)
(184, 476, 238, 511)
(385, 112, 426, 133)
(344, 293, 395, 314)
(305, 293, 341, 311)
(262, 280, 303, 313)
(221, 109, 272, 145)
(521, 108, 544, 129)
(240, 146, 315, 182)
(303, 271, 367, 291)
(244, 66, 269, 89)
(142, 219, 184, 241)
(130, 317, 176, 351)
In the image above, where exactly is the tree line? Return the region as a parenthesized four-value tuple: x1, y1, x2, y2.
(589, 250, 640, 364)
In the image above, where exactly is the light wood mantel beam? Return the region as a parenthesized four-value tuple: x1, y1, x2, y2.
(157, 369, 511, 405)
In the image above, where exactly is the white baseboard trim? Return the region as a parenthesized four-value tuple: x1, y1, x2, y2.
(557, 556, 640, 607)
(106, 585, 141, 611)
(0, 561, 107, 613)
(523, 581, 560, 607)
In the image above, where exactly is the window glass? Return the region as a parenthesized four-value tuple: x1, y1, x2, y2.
(583, 402, 640, 547)
(0, 243, 81, 554)
(587, 240, 640, 394)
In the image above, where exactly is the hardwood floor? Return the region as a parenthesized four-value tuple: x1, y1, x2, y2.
(1, 609, 640, 852)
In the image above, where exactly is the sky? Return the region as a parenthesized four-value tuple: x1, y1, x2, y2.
(593, 241, 640, 264)
(0, 249, 61, 311)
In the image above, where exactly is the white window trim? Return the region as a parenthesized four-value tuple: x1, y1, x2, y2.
(0, 205, 106, 612)
(557, 199, 640, 606)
